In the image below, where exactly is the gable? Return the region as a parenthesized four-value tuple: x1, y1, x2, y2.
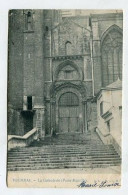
(53, 18, 90, 31)
(52, 19, 91, 56)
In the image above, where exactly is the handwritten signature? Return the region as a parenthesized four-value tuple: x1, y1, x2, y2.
(78, 180, 120, 188)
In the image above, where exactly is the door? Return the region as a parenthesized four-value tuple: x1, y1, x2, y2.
(58, 92, 80, 133)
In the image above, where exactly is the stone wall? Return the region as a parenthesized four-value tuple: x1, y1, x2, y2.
(8, 10, 24, 109)
(8, 107, 24, 135)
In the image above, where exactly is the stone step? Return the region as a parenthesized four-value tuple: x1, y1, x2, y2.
(53, 137, 91, 140)
(44, 134, 91, 138)
(10, 148, 119, 154)
(8, 154, 120, 162)
(8, 147, 116, 154)
(11, 143, 114, 149)
(8, 161, 121, 170)
(8, 152, 117, 158)
(8, 151, 118, 158)
(7, 132, 121, 171)
(10, 145, 114, 152)
(10, 148, 114, 153)
(41, 138, 91, 142)
(30, 133, 103, 146)
(8, 154, 121, 161)
(32, 139, 101, 143)
(8, 154, 120, 161)
(8, 164, 117, 171)
(8, 158, 121, 165)
(8, 160, 121, 167)
(31, 142, 97, 146)
(8, 164, 120, 171)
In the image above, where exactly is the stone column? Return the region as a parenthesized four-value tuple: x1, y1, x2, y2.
(91, 18, 102, 95)
(50, 100, 56, 135)
(83, 57, 88, 81)
(33, 10, 45, 139)
(82, 100, 87, 133)
(35, 106, 45, 138)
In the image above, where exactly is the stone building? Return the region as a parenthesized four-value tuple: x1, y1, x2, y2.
(8, 10, 123, 142)
(96, 79, 122, 155)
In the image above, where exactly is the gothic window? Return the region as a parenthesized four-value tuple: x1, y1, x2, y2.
(101, 27, 122, 87)
(65, 41, 72, 55)
(45, 26, 49, 32)
(24, 11, 33, 31)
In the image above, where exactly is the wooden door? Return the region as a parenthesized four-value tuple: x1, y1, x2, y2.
(58, 92, 80, 133)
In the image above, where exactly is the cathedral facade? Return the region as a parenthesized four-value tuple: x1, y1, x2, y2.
(8, 10, 123, 141)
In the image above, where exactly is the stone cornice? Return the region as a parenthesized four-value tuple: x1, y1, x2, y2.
(91, 12, 123, 21)
(23, 30, 34, 33)
(45, 54, 91, 60)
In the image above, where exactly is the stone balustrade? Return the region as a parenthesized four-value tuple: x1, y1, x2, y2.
(8, 128, 38, 150)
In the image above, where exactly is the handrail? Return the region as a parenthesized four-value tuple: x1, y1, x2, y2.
(8, 128, 37, 150)
(8, 128, 37, 141)
(96, 127, 121, 156)
(95, 127, 110, 137)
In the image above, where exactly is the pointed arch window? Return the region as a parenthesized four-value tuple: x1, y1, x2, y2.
(101, 26, 122, 87)
(24, 10, 33, 31)
(65, 41, 72, 55)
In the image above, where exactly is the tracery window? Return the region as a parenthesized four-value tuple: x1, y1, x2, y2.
(101, 27, 122, 87)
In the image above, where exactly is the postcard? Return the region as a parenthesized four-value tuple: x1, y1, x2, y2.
(7, 9, 122, 188)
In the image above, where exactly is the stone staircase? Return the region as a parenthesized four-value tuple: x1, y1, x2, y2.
(7, 132, 121, 171)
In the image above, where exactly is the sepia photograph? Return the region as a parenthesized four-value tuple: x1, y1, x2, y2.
(7, 9, 123, 188)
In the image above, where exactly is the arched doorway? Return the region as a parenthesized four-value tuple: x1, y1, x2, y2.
(58, 92, 80, 133)
(50, 81, 87, 135)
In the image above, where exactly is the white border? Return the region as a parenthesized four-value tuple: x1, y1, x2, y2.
(0, 0, 128, 194)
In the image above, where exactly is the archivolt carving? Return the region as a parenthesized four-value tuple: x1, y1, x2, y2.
(50, 81, 86, 101)
(54, 60, 83, 81)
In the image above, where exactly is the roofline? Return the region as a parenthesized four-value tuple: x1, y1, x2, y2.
(52, 18, 91, 32)
(90, 12, 123, 18)
(96, 87, 122, 99)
